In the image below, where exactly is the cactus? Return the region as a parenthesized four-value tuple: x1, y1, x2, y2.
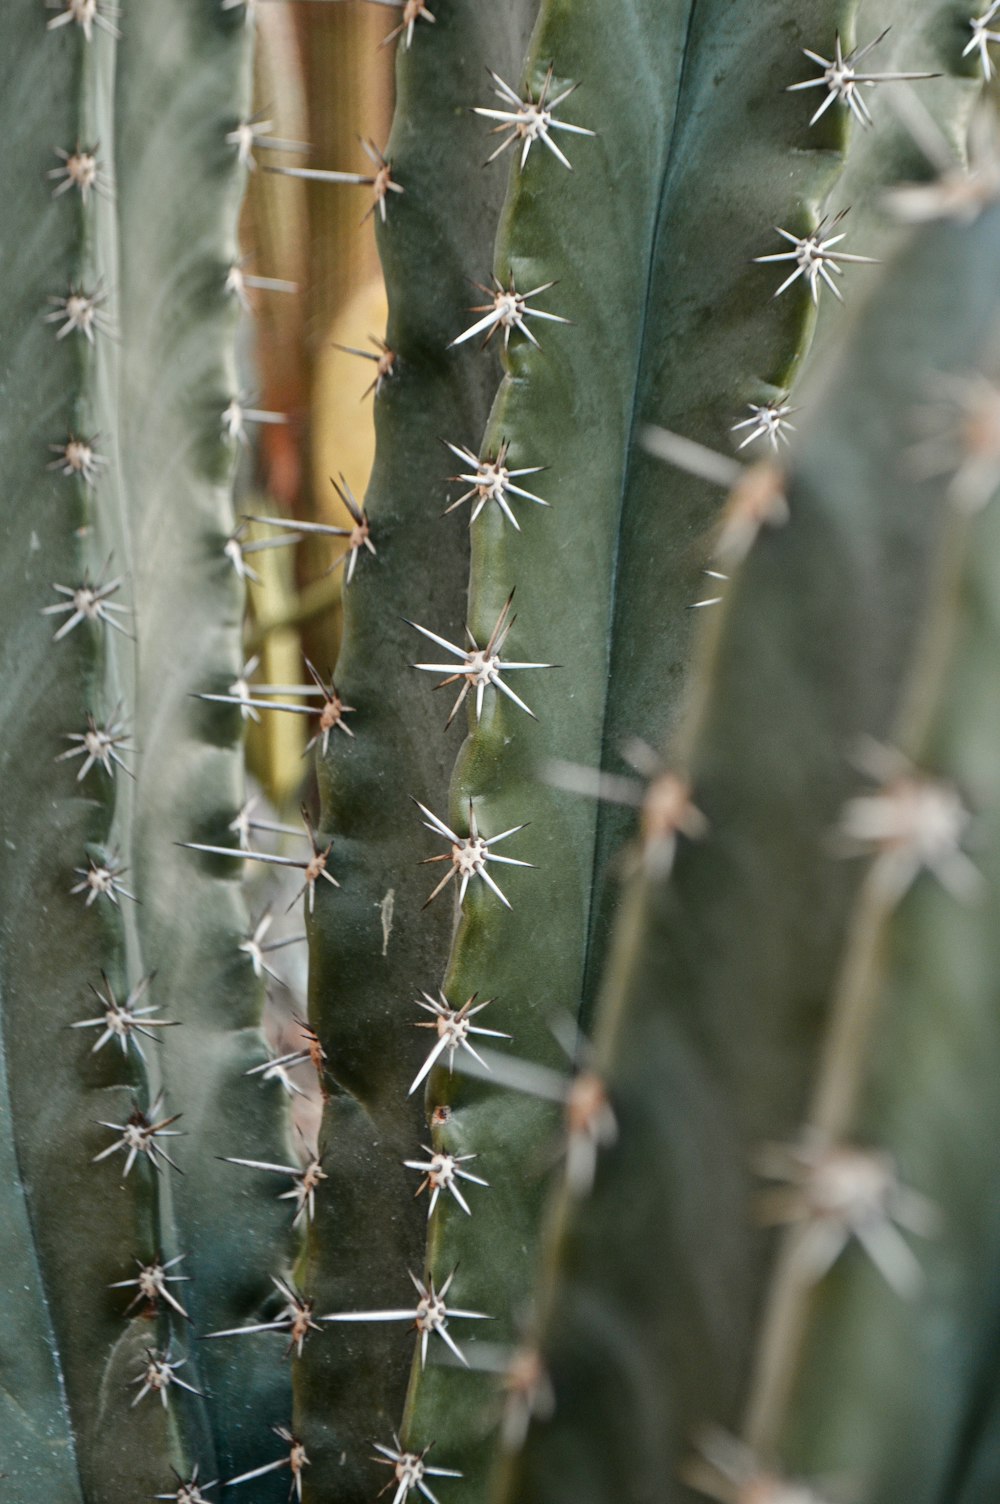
(0, 0, 289, 1497)
(3, 3, 1000, 1504)
(293, 4, 539, 1494)
(396, 3, 981, 1501)
(491, 198, 1000, 1504)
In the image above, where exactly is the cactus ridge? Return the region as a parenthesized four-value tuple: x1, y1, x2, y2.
(0, 0, 297, 1496)
(294, 4, 540, 1500)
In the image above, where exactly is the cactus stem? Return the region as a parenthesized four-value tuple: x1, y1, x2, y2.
(202, 1278, 322, 1359)
(447, 273, 569, 352)
(753, 1134, 938, 1297)
(47, 432, 109, 485)
(407, 592, 554, 725)
(730, 401, 798, 452)
(239, 909, 308, 982)
(441, 437, 549, 527)
(473, 66, 595, 172)
(787, 30, 940, 130)
(153, 1464, 219, 1503)
(71, 853, 137, 907)
(225, 1426, 309, 1498)
(753, 211, 879, 305)
(45, 0, 120, 42)
(408, 990, 511, 1096)
(109, 1254, 192, 1321)
(415, 799, 534, 910)
(48, 144, 111, 202)
(248, 475, 375, 583)
(43, 572, 131, 640)
(93, 1095, 184, 1175)
(56, 708, 134, 780)
(333, 335, 398, 399)
(403, 1146, 489, 1218)
(323, 1270, 491, 1369)
(130, 1349, 203, 1409)
(373, 1437, 462, 1504)
(43, 282, 113, 342)
(71, 971, 177, 1058)
(221, 1148, 327, 1225)
(964, 2, 1000, 79)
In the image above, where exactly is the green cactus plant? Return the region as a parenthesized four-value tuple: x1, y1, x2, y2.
(489, 194, 1000, 1504)
(1, 1, 290, 1497)
(4, 2, 1000, 1503)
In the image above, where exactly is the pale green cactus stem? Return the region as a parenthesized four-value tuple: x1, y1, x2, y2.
(1, 1, 292, 1498)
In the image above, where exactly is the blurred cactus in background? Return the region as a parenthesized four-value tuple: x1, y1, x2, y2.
(3, 2, 1000, 1503)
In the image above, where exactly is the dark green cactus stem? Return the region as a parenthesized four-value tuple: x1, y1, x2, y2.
(297, 6, 538, 1501)
(496, 199, 1000, 1504)
(0, 1, 290, 1498)
(399, 3, 980, 1500)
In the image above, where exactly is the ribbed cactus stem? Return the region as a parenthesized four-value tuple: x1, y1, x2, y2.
(295, 6, 538, 1500)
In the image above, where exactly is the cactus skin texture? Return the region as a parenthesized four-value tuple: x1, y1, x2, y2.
(0, 1, 289, 1498)
(497, 204, 1000, 1504)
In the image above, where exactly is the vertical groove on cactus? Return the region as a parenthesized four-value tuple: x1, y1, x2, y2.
(496, 200, 1000, 1504)
(296, 7, 539, 1500)
(581, 0, 980, 1013)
